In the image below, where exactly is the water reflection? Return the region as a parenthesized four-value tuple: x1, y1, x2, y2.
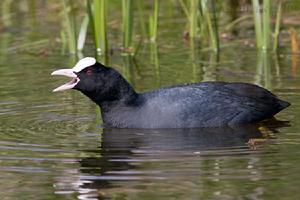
(54, 122, 289, 199)
(102, 125, 262, 151)
(0, 1, 299, 199)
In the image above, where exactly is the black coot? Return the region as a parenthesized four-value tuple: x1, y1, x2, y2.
(51, 57, 290, 129)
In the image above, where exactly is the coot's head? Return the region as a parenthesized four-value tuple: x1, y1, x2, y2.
(51, 57, 136, 104)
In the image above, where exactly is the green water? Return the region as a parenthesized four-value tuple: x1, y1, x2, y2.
(1, 1, 300, 200)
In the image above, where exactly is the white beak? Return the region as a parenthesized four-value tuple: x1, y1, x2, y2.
(51, 69, 80, 92)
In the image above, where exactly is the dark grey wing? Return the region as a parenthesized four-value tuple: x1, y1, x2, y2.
(169, 82, 290, 126)
(223, 83, 290, 124)
(225, 83, 290, 112)
(141, 82, 290, 128)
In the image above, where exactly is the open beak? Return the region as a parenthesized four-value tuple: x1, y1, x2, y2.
(51, 69, 80, 92)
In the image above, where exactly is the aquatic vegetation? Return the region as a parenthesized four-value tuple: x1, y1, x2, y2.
(1, 2, 300, 198)
(77, 13, 89, 51)
(61, 0, 77, 54)
(179, 0, 219, 51)
(149, 0, 159, 43)
(92, 0, 108, 55)
(252, 0, 283, 51)
(202, 0, 219, 52)
(55, 0, 294, 55)
(273, 1, 282, 51)
(122, 0, 134, 49)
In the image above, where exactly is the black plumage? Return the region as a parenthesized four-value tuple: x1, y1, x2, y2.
(53, 61, 290, 128)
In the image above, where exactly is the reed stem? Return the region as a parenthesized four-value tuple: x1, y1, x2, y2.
(189, 0, 199, 39)
(252, 0, 263, 48)
(137, 1, 147, 38)
(149, 0, 159, 42)
(93, 0, 107, 54)
(62, 0, 77, 54)
(122, 0, 133, 49)
(202, 0, 219, 52)
(209, 0, 219, 52)
(77, 14, 89, 51)
(273, 1, 282, 52)
(262, 0, 270, 50)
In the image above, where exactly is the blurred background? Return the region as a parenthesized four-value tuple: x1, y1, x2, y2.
(1, 0, 300, 199)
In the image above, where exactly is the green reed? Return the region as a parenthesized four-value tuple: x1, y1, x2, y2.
(179, 0, 219, 52)
(149, 0, 159, 42)
(122, 0, 134, 49)
(252, 0, 262, 49)
(273, 1, 282, 51)
(202, 0, 219, 52)
(58, 0, 288, 56)
(136, 1, 147, 38)
(60, 0, 109, 56)
(92, 0, 108, 55)
(252, 0, 282, 51)
(62, 0, 77, 54)
(179, 0, 198, 39)
(189, 0, 199, 39)
(262, 0, 270, 50)
(77, 13, 89, 51)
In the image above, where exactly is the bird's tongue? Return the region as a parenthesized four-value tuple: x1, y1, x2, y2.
(51, 69, 80, 92)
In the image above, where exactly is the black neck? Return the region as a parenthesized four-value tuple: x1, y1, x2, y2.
(99, 79, 139, 109)
(81, 73, 140, 111)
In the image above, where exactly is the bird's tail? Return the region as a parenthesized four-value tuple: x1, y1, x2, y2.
(277, 99, 291, 111)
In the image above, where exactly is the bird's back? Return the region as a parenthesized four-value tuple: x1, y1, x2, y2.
(136, 82, 290, 128)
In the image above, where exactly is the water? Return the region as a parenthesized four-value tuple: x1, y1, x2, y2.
(1, 2, 300, 200)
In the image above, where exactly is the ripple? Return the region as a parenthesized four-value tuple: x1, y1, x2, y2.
(0, 166, 49, 173)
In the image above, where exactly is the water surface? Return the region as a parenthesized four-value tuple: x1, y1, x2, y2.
(1, 2, 300, 200)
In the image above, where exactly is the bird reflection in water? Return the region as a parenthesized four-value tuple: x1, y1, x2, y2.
(54, 120, 289, 199)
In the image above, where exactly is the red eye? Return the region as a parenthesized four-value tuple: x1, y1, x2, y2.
(86, 69, 93, 75)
